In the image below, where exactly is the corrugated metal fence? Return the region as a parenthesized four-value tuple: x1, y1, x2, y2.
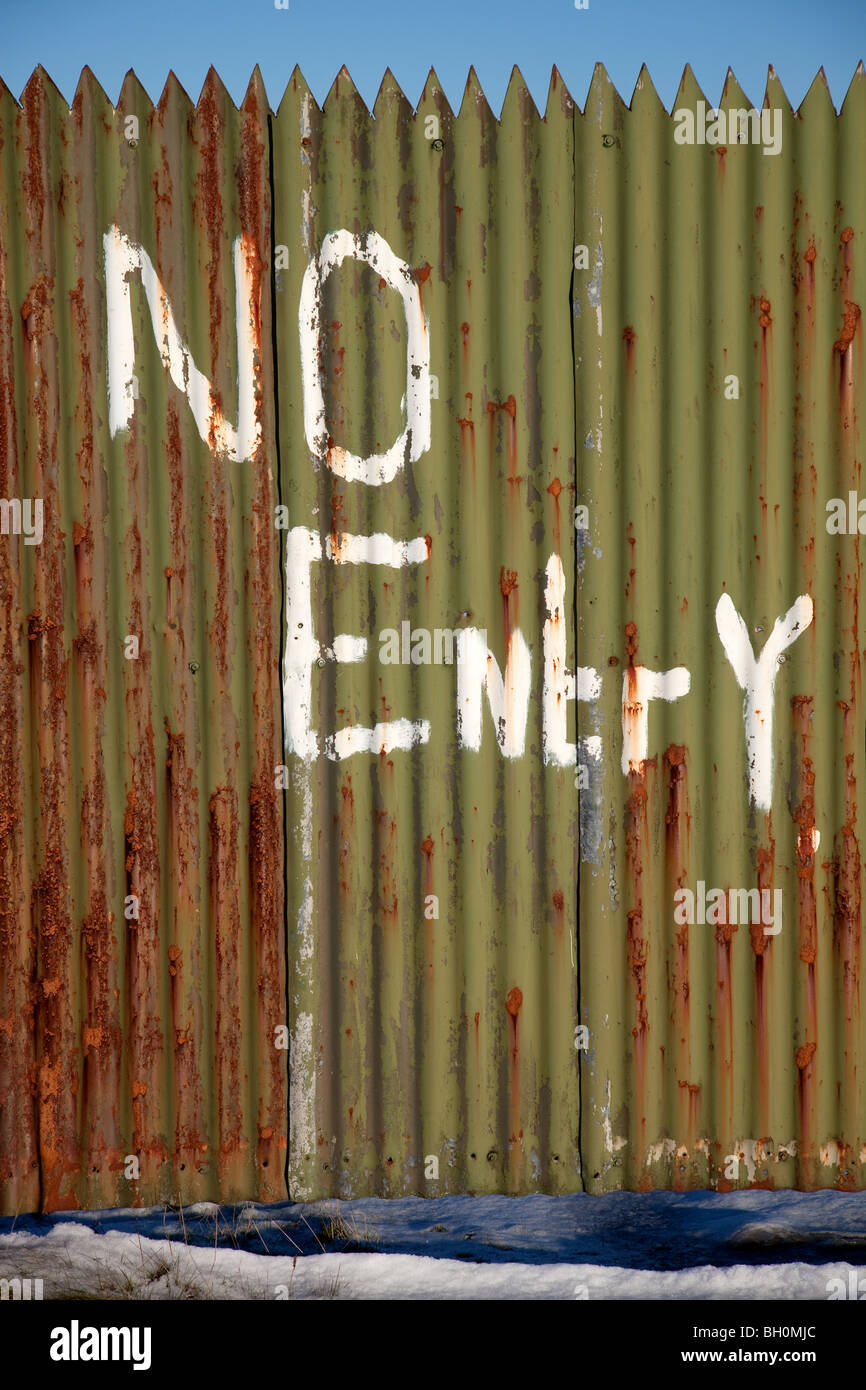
(0, 62, 863, 1212)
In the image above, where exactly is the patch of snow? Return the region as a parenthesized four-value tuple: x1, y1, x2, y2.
(1, 1190, 864, 1300)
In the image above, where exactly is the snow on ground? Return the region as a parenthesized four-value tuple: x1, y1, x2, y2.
(0, 1223, 860, 1300)
(1, 1190, 865, 1299)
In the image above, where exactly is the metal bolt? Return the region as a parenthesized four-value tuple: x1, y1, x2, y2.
(188, 661, 199, 674)
(317, 656, 326, 668)
(431, 138, 444, 151)
(602, 133, 616, 148)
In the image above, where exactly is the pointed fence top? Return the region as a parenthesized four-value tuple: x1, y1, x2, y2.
(0, 65, 857, 118)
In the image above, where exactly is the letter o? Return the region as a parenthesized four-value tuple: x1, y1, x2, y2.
(299, 229, 431, 485)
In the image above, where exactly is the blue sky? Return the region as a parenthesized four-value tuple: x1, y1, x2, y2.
(0, 0, 863, 114)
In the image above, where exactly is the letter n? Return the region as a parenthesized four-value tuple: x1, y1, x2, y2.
(456, 627, 531, 758)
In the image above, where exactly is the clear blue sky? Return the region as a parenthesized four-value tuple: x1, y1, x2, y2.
(1, 0, 863, 114)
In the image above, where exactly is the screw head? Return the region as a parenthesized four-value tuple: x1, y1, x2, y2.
(602, 133, 616, 148)
(431, 138, 444, 151)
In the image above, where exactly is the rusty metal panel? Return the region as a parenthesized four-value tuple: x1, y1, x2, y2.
(0, 65, 286, 1214)
(577, 63, 866, 1192)
(1, 58, 865, 1213)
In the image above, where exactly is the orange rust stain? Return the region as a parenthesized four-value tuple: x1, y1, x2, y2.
(22, 74, 49, 240)
(337, 774, 354, 898)
(753, 839, 775, 960)
(753, 825, 776, 1133)
(621, 623, 643, 771)
(329, 491, 345, 559)
(408, 261, 432, 320)
(194, 74, 227, 410)
(20, 274, 52, 355)
(626, 786, 649, 1039)
(209, 783, 244, 1175)
(665, 744, 691, 1112)
(552, 888, 565, 944)
(151, 144, 174, 259)
(505, 987, 523, 1017)
(547, 476, 563, 550)
(625, 754, 650, 1159)
(834, 300, 861, 353)
(841, 226, 854, 244)
(713, 874, 739, 1144)
(664, 743, 689, 886)
(500, 567, 518, 644)
(792, 696, 818, 966)
(796, 1041, 816, 1071)
(830, 751, 861, 1007)
(236, 75, 267, 363)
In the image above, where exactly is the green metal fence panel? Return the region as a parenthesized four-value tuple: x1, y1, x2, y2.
(274, 64, 581, 1198)
(0, 60, 863, 1212)
(576, 63, 866, 1192)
